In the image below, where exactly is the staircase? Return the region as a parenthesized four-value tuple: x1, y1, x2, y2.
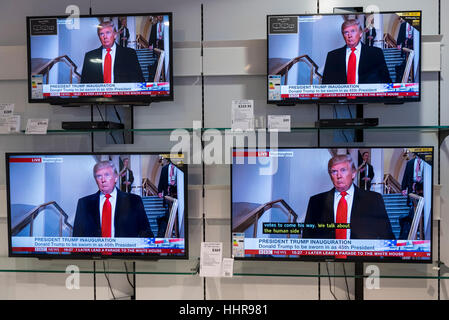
(142, 196, 168, 237)
(382, 48, 405, 83)
(136, 49, 158, 82)
(382, 193, 409, 240)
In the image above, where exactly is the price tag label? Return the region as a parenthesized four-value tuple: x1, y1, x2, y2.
(200, 242, 223, 277)
(231, 99, 254, 131)
(26, 118, 49, 135)
(268, 115, 291, 132)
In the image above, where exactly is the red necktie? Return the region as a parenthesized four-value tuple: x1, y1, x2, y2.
(101, 194, 112, 237)
(347, 47, 356, 84)
(103, 48, 112, 83)
(169, 165, 175, 185)
(416, 159, 421, 182)
(335, 191, 348, 239)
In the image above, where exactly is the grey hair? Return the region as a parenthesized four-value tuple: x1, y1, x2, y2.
(341, 18, 363, 34)
(93, 160, 118, 178)
(97, 20, 117, 35)
(328, 154, 356, 175)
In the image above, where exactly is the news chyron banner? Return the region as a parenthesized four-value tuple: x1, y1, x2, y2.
(32, 81, 170, 99)
(12, 237, 185, 255)
(232, 234, 431, 259)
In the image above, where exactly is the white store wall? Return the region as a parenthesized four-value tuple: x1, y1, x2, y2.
(0, 0, 447, 300)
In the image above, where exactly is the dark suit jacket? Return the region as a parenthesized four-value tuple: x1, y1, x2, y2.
(302, 186, 395, 240)
(365, 27, 376, 46)
(322, 43, 392, 84)
(120, 168, 134, 192)
(358, 162, 374, 190)
(401, 158, 424, 193)
(80, 44, 145, 83)
(158, 164, 169, 195)
(72, 189, 153, 237)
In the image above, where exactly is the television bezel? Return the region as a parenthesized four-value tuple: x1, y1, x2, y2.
(230, 146, 433, 264)
(26, 12, 174, 106)
(6, 151, 188, 260)
(266, 11, 422, 105)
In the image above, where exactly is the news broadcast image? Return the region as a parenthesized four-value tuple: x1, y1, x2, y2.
(7, 154, 186, 258)
(28, 14, 171, 100)
(231, 148, 432, 262)
(267, 12, 420, 102)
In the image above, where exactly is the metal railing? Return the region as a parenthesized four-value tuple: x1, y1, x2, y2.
(269, 55, 323, 85)
(31, 55, 81, 84)
(164, 196, 179, 238)
(232, 199, 298, 238)
(11, 201, 73, 237)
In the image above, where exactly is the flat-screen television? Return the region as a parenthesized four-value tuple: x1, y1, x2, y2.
(231, 147, 433, 262)
(27, 13, 173, 105)
(6, 152, 187, 259)
(267, 11, 421, 104)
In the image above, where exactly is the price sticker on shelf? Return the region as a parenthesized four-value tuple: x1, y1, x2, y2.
(0, 103, 14, 116)
(200, 242, 223, 277)
(268, 115, 291, 132)
(26, 118, 49, 135)
(231, 99, 254, 131)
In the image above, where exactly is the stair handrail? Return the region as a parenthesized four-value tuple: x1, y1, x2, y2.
(383, 174, 402, 194)
(383, 33, 397, 48)
(153, 48, 165, 82)
(164, 196, 179, 238)
(141, 178, 158, 196)
(270, 55, 323, 85)
(11, 201, 73, 237)
(401, 48, 414, 83)
(32, 55, 81, 84)
(136, 34, 149, 49)
(407, 193, 425, 240)
(233, 199, 298, 238)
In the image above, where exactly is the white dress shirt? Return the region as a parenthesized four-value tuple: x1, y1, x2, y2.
(101, 43, 117, 83)
(99, 187, 117, 237)
(333, 184, 355, 239)
(345, 42, 362, 84)
(413, 158, 423, 182)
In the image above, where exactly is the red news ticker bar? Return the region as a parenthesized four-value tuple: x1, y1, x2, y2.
(12, 247, 185, 254)
(280, 92, 419, 98)
(245, 249, 431, 258)
(233, 151, 270, 157)
(43, 91, 170, 97)
(9, 157, 42, 163)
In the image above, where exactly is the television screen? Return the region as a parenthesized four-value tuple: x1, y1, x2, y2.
(6, 152, 187, 259)
(267, 11, 421, 104)
(27, 13, 173, 105)
(231, 147, 433, 262)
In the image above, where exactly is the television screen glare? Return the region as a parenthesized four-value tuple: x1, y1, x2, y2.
(231, 147, 433, 262)
(267, 11, 421, 104)
(6, 152, 187, 259)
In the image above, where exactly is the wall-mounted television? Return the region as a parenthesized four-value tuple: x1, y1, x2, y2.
(231, 147, 433, 263)
(267, 11, 421, 104)
(27, 13, 173, 105)
(6, 152, 187, 259)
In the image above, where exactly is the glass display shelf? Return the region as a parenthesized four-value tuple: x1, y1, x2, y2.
(0, 125, 447, 135)
(231, 260, 448, 280)
(0, 256, 199, 275)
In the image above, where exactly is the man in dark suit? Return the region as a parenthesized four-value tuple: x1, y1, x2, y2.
(148, 15, 165, 50)
(119, 157, 134, 193)
(399, 154, 425, 239)
(401, 154, 424, 197)
(358, 151, 374, 191)
(80, 20, 144, 84)
(72, 160, 153, 238)
(303, 154, 395, 240)
(322, 19, 391, 84)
